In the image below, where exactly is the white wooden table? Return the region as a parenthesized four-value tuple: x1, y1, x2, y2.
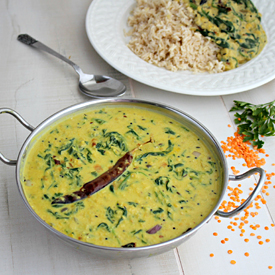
(0, 0, 274, 274)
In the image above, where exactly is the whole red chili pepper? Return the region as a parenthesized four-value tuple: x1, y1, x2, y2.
(52, 139, 152, 205)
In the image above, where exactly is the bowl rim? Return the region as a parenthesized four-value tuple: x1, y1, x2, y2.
(15, 98, 228, 253)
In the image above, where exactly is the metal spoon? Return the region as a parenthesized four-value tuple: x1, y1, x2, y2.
(17, 34, 126, 98)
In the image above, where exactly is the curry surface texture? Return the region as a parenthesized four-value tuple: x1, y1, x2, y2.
(183, 0, 267, 70)
(22, 106, 222, 247)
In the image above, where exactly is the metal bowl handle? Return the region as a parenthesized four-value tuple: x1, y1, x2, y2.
(0, 108, 34, 165)
(216, 167, 265, 218)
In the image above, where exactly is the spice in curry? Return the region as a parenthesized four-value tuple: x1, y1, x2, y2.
(22, 107, 222, 247)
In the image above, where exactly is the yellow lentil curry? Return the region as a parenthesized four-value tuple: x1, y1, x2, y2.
(22, 107, 222, 247)
(182, 0, 267, 70)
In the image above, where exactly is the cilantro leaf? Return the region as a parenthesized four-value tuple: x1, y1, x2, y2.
(230, 100, 275, 149)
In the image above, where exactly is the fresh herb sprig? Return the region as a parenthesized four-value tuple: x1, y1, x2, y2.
(230, 100, 275, 149)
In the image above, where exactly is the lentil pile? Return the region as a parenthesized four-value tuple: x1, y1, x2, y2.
(209, 128, 274, 270)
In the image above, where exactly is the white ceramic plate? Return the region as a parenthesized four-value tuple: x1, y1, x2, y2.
(86, 0, 275, 96)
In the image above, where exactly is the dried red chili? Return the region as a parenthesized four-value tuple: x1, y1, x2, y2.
(52, 140, 152, 205)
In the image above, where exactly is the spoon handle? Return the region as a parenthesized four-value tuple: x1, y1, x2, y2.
(17, 34, 81, 74)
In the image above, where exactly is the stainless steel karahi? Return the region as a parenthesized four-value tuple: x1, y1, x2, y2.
(0, 99, 265, 259)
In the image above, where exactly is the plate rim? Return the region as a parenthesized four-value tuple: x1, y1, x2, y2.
(85, 0, 275, 96)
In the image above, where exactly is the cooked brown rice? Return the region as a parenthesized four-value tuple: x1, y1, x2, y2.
(127, 0, 225, 73)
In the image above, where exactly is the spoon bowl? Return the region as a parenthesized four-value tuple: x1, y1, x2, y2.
(76, 70, 126, 98)
(17, 34, 126, 98)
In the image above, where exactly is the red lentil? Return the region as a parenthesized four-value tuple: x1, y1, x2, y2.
(214, 131, 274, 267)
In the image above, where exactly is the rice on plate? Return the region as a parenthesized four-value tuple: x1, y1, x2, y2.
(127, 0, 225, 73)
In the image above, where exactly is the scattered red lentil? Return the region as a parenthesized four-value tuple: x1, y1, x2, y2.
(210, 253, 214, 257)
(211, 132, 274, 268)
(221, 132, 266, 168)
